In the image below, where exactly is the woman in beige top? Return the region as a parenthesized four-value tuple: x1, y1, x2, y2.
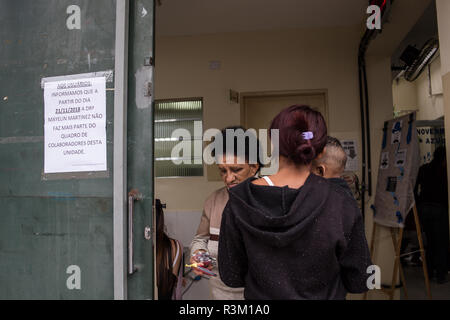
(190, 126, 261, 300)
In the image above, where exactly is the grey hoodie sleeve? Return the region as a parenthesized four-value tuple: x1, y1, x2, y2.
(338, 207, 373, 294)
(218, 204, 248, 288)
(190, 208, 210, 256)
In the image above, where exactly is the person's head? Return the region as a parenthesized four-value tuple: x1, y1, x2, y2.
(213, 126, 262, 189)
(312, 136, 347, 178)
(269, 105, 327, 167)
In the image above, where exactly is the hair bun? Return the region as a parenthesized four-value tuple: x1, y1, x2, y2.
(270, 105, 327, 165)
(293, 143, 316, 164)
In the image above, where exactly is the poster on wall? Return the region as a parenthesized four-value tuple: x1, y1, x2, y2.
(417, 125, 445, 165)
(391, 120, 402, 144)
(342, 139, 358, 172)
(43, 76, 107, 174)
(380, 152, 389, 170)
(372, 113, 420, 228)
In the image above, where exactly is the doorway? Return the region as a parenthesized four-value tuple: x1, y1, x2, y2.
(242, 90, 328, 131)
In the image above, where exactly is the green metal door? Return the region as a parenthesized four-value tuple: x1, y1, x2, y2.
(0, 0, 155, 299)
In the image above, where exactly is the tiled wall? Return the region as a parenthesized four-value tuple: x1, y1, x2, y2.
(164, 210, 202, 247)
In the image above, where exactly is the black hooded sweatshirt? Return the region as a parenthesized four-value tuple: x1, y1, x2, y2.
(218, 174, 372, 300)
(328, 178, 354, 200)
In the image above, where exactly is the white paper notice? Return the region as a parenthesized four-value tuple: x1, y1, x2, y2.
(395, 149, 407, 168)
(44, 76, 107, 174)
(342, 139, 359, 172)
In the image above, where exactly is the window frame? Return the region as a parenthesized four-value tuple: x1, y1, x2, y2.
(154, 97, 204, 179)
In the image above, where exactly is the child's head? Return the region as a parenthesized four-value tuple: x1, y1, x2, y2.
(312, 136, 347, 178)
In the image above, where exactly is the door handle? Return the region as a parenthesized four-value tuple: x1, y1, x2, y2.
(128, 189, 142, 275)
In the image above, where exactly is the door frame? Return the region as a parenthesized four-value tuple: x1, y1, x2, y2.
(240, 89, 329, 128)
(113, 0, 130, 300)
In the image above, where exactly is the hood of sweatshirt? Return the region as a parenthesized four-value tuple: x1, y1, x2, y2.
(227, 173, 331, 248)
(327, 178, 354, 198)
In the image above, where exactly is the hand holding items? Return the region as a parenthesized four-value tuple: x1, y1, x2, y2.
(187, 251, 217, 277)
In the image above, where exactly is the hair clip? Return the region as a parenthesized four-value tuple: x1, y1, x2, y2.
(302, 131, 314, 140)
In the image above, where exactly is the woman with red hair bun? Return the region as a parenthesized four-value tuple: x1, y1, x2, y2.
(218, 105, 372, 300)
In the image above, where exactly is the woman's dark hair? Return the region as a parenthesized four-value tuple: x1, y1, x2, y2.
(270, 105, 327, 165)
(155, 199, 177, 300)
(433, 146, 446, 163)
(212, 125, 263, 172)
(431, 146, 447, 171)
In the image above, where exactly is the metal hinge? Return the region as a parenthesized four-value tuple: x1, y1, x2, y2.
(144, 226, 152, 240)
(144, 82, 152, 97)
(144, 57, 154, 67)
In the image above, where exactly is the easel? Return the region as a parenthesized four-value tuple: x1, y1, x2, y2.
(364, 203, 432, 300)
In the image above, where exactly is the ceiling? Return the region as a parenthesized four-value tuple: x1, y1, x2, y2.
(155, 0, 368, 37)
(391, 1, 438, 73)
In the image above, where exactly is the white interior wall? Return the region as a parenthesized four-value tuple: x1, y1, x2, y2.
(416, 56, 444, 120)
(393, 56, 444, 120)
(154, 26, 363, 212)
(393, 78, 417, 113)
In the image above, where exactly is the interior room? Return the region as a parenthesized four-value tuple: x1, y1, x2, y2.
(152, 0, 450, 299)
(391, 1, 449, 299)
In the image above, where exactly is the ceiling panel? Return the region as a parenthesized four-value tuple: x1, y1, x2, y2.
(156, 0, 368, 36)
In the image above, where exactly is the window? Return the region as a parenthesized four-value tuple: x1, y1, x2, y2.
(154, 98, 203, 178)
